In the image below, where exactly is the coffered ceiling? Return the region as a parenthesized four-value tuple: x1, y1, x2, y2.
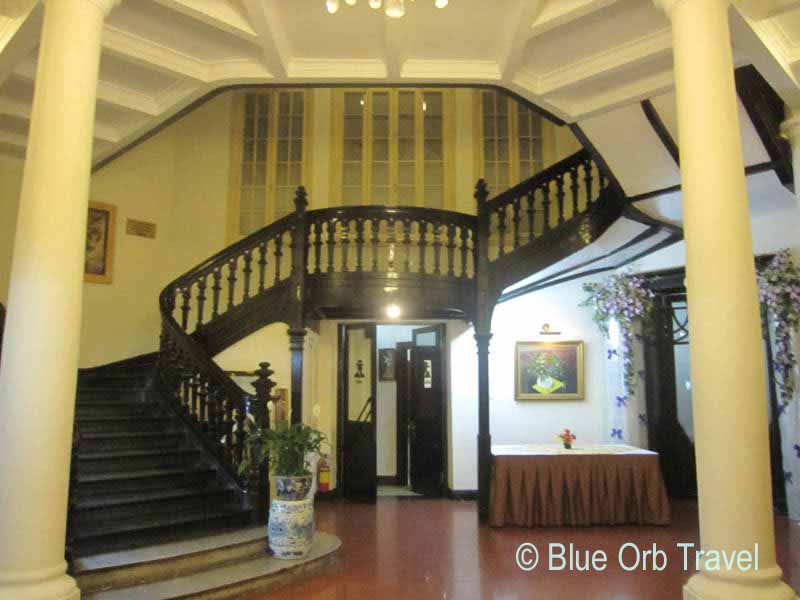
(0, 0, 799, 190)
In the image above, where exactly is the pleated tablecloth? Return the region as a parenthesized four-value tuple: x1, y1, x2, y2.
(490, 444, 670, 527)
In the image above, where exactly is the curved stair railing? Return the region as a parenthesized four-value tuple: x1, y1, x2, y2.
(157, 148, 623, 489)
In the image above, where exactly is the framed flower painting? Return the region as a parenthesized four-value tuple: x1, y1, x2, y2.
(515, 340, 584, 400)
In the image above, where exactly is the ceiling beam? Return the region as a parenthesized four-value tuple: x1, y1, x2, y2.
(734, 0, 800, 20)
(497, 0, 547, 80)
(149, 0, 260, 44)
(102, 26, 207, 83)
(0, 1, 41, 88)
(0, 96, 120, 143)
(529, 0, 625, 37)
(14, 57, 161, 116)
(241, 0, 288, 78)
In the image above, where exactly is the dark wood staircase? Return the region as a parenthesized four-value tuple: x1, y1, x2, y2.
(68, 356, 251, 558)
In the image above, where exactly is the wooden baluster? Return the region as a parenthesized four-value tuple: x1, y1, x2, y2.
(257, 242, 267, 292)
(403, 219, 412, 273)
(227, 258, 238, 309)
(314, 221, 323, 275)
(180, 286, 191, 330)
(371, 219, 380, 272)
(235, 406, 246, 467)
(211, 269, 222, 318)
(526, 190, 535, 241)
(326, 220, 336, 273)
(274, 234, 283, 283)
(570, 165, 580, 217)
(196, 276, 207, 328)
(386, 218, 397, 272)
(460, 226, 469, 278)
(542, 182, 552, 231)
(355, 217, 365, 272)
(447, 223, 456, 277)
(166, 287, 177, 318)
(556, 173, 566, 225)
(342, 220, 351, 272)
(198, 380, 208, 428)
(242, 249, 253, 300)
(497, 207, 507, 257)
(584, 159, 594, 205)
(418, 221, 427, 274)
(512, 199, 521, 249)
(225, 399, 234, 454)
(431, 223, 441, 275)
(190, 373, 199, 421)
(599, 167, 608, 191)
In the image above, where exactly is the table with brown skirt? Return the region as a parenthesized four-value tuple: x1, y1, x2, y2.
(490, 444, 671, 527)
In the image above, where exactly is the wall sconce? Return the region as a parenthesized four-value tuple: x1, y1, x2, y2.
(540, 323, 561, 335)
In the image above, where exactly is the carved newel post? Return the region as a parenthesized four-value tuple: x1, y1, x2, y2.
(249, 362, 276, 513)
(474, 179, 494, 521)
(289, 186, 308, 424)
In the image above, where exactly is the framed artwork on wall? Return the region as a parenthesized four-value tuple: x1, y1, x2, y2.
(515, 340, 584, 400)
(84, 201, 116, 284)
(379, 348, 396, 381)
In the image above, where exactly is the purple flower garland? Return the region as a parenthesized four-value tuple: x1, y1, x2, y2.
(758, 250, 800, 407)
(582, 273, 655, 394)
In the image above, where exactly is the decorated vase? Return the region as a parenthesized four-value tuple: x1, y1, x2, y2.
(268, 497, 315, 559)
(273, 475, 313, 500)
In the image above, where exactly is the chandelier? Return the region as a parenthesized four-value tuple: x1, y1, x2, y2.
(325, 0, 449, 18)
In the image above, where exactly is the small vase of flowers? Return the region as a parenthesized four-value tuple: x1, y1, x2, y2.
(556, 428, 576, 450)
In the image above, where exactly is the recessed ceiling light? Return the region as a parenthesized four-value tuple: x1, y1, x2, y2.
(386, 304, 402, 319)
(326, 0, 340, 14)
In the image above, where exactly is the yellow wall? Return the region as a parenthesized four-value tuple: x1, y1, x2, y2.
(0, 155, 23, 308)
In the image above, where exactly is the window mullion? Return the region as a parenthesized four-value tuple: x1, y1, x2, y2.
(508, 97, 520, 185)
(389, 90, 399, 206)
(267, 91, 279, 224)
(415, 90, 424, 208)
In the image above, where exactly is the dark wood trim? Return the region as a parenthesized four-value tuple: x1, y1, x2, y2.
(569, 124, 628, 200)
(93, 83, 565, 173)
(735, 65, 793, 189)
(336, 324, 347, 492)
(641, 99, 680, 166)
(628, 161, 776, 203)
(394, 341, 414, 488)
(447, 489, 478, 501)
(0, 302, 5, 366)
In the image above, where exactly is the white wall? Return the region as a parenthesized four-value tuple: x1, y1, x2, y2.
(449, 276, 609, 490)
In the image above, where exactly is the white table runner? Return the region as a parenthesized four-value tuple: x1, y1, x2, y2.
(491, 443, 656, 456)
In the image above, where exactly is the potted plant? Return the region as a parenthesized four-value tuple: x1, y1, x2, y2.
(528, 352, 565, 390)
(240, 421, 325, 559)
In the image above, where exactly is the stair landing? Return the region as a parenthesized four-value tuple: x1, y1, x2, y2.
(75, 526, 340, 600)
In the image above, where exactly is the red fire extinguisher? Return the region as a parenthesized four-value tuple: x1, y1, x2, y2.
(318, 455, 330, 493)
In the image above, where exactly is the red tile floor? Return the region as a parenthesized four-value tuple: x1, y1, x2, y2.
(251, 498, 800, 600)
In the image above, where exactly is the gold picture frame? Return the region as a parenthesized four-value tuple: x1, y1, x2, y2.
(84, 201, 116, 284)
(515, 340, 585, 401)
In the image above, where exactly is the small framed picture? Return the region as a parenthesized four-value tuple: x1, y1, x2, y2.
(84, 201, 116, 284)
(515, 340, 585, 400)
(379, 348, 396, 381)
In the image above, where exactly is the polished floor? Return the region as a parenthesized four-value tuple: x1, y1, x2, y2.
(249, 498, 800, 600)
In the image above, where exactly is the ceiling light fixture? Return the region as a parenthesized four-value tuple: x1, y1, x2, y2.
(386, 304, 402, 319)
(326, 0, 449, 18)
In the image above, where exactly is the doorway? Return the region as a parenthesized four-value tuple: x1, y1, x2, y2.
(337, 323, 447, 501)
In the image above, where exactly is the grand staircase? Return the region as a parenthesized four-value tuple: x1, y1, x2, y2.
(67, 146, 673, 559)
(68, 355, 251, 558)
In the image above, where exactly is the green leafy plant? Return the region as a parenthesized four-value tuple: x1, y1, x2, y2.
(528, 352, 565, 381)
(239, 422, 325, 477)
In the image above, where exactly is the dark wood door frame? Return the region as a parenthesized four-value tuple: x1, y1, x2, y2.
(336, 323, 378, 499)
(394, 341, 415, 487)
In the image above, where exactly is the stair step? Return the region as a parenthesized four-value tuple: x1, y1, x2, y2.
(76, 449, 201, 474)
(75, 401, 160, 417)
(81, 532, 340, 600)
(79, 431, 185, 453)
(74, 526, 267, 593)
(75, 467, 216, 495)
(76, 416, 172, 433)
(72, 488, 237, 527)
(71, 507, 252, 542)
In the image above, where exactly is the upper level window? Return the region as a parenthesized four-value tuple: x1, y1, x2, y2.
(476, 90, 543, 194)
(229, 90, 310, 239)
(333, 88, 454, 209)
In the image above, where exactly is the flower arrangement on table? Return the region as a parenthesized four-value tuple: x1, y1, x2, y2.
(581, 272, 655, 393)
(556, 428, 576, 449)
(758, 249, 800, 407)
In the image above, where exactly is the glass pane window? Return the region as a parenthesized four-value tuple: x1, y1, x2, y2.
(423, 92, 444, 209)
(236, 90, 308, 236)
(481, 91, 510, 193)
(517, 103, 543, 180)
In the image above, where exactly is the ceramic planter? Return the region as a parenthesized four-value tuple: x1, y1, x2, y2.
(268, 475, 315, 559)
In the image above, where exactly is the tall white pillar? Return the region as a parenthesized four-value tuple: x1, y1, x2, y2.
(780, 113, 800, 202)
(0, 1, 119, 599)
(654, 1, 796, 599)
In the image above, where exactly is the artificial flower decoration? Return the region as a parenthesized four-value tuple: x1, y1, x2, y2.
(758, 249, 800, 406)
(581, 272, 655, 393)
(556, 428, 576, 448)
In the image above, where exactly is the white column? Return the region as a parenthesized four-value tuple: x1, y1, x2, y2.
(780, 113, 800, 202)
(655, 1, 797, 599)
(0, 1, 119, 599)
